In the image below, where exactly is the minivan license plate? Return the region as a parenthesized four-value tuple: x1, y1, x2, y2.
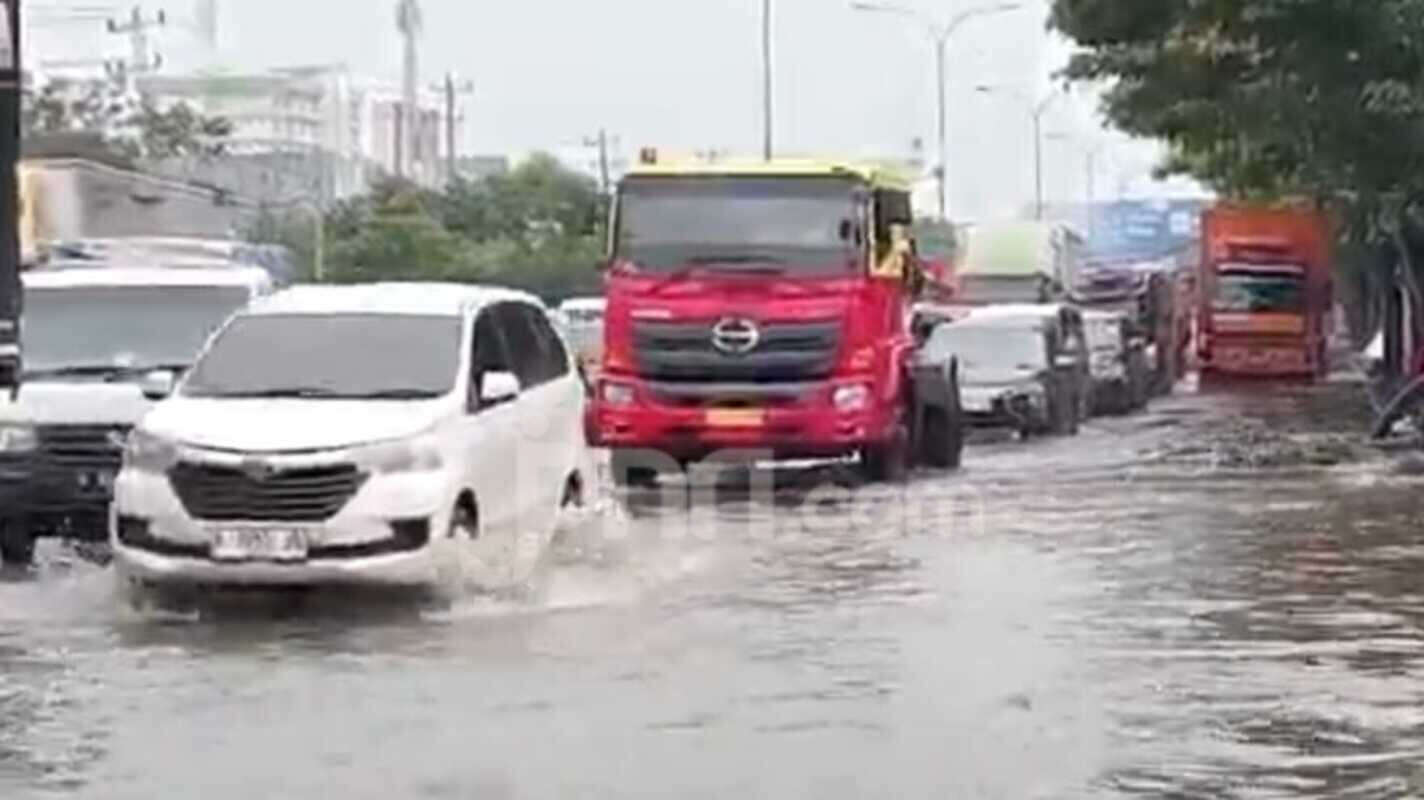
(209, 527, 309, 563)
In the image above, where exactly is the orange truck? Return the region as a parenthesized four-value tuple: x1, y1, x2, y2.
(1197, 206, 1334, 379)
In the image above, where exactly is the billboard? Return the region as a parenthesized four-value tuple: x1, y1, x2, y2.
(1085, 199, 1210, 265)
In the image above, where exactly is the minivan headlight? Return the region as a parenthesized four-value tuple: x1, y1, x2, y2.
(123, 429, 179, 473)
(0, 424, 37, 454)
(353, 435, 444, 475)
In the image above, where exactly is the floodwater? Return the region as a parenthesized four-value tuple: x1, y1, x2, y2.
(5, 376, 1424, 798)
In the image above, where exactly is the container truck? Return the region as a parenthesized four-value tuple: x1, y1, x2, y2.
(1197, 206, 1334, 379)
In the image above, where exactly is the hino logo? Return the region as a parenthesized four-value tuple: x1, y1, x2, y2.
(711, 318, 761, 355)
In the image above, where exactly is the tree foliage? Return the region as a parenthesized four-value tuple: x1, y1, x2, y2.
(1050, 0, 1424, 340)
(22, 77, 233, 161)
(251, 156, 608, 302)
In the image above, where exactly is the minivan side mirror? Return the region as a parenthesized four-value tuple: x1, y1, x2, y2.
(480, 370, 520, 406)
(140, 369, 176, 401)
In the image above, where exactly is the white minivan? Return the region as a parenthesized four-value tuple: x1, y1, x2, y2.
(112, 283, 589, 592)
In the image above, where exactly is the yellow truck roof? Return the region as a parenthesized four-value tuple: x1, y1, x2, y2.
(624, 158, 913, 191)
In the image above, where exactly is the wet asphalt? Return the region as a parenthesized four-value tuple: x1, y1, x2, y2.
(4, 374, 1424, 799)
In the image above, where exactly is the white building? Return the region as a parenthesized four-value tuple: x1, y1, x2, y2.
(138, 65, 448, 200)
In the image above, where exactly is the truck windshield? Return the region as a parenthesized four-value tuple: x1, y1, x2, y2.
(926, 325, 1046, 384)
(1215, 267, 1305, 313)
(615, 176, 861, 275)
(22, 285, 251, 375)
(182, 313, 462, 399)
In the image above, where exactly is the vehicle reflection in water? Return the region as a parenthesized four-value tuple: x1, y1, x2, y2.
(6, 379, 1424, 797)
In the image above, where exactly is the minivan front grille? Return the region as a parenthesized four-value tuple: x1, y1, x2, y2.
(167, 461, 367, 522)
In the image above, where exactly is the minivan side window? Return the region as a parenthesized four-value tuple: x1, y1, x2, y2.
(470, 307, 514, 409)
(493, 302, 549, 389)
(525, 307, 571, 382)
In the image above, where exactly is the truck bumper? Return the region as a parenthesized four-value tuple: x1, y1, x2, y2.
(1203, 341, 1321, 378)
(587, 376, 897, 461)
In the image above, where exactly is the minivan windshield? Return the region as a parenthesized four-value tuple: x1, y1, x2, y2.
(615, 175, 861, 275)
(23, 285, 251, 375)
(926, 324, 1047, 384)
(182, 313, 463, 400)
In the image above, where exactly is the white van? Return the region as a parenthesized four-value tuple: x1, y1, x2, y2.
(112, 283, 589, 593)
(0, 266, 273, 565)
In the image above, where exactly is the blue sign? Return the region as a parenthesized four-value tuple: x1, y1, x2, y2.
(1086, 199, 1209, 264)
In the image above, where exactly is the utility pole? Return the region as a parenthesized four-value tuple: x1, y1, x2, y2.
(0, 0, 19, 392)
(106, 6, 167, 93)
(583, 129, 612, 195)
(434, 73, 472, 184)
(761, 0, 772, 161)
(393, 102, 404, 180)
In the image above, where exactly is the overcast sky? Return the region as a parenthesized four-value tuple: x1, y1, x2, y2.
(29, 0, 1193, 220)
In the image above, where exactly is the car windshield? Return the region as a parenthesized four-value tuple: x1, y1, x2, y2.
(1215, 267, 1306, 313)
(22, 285, 252, 375)
(926, 324, 1046, 383)
(182, 313, 462, 399)
(615, 175, 861, 274)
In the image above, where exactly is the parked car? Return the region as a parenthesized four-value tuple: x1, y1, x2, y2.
(0, 266, 273, 565)
(921, 312, 1084, 438)
(112, 283, 589, 596)
(963, 304, 1092, 423)
(1084, 310, 1150, 415)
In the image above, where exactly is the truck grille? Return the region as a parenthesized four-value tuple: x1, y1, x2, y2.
(633, 320, 841, 382)
(167, 461, 367, 522)
(37, 425, 128, 471)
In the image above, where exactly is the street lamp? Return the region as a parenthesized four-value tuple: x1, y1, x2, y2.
(762, 0, 774, 161)
(976, 84, 1062, 221)
(852, 0, 1021, 221)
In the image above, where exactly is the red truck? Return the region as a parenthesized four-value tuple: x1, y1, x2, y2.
(587, 157, 962, 485)
(1197, 206, 1334, 379)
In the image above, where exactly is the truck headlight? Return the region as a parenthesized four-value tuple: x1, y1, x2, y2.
(353, 435, 444, 475)
(0, 424, 37, 454)
(123, 429, 179, 473)
(601, 381, 635, 408)
(832, 384, 871, 413)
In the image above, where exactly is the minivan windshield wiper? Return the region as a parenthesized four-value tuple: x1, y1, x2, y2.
(23, 363, 189, 381)
(347, 388, 445, 400)
(196, 386, 348, 399)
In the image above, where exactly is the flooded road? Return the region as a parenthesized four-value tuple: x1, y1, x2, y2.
(5, 376, 1424, 798)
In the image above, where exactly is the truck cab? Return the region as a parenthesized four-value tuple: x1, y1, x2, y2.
(1198, 206, 1333, 379)
(0, 266, 272, 565)
(588, 158, 947, 483)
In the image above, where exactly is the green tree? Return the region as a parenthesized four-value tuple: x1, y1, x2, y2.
(1050, 0, 1424, 344)
(21, 77, 233, 161)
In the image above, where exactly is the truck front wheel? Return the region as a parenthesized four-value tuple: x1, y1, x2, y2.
(861, 421, 911, 483)
(0, 522, 34, 568)
(920, 410, 964, 470)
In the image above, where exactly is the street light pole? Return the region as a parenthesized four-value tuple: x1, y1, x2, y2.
(851, 1, 1021, 221)
(762, 0, 773, 161)
(934, 35, 948, 220)
(977, 85, 1061, 221)
(1033, 109, 1044, 220)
